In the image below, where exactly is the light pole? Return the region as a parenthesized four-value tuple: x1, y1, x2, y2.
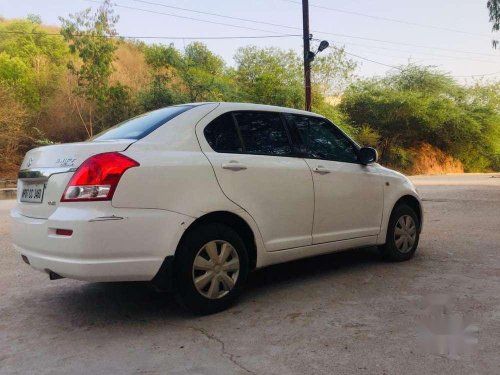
(302, 0, 312, 111)
(302, 0, 329, 111)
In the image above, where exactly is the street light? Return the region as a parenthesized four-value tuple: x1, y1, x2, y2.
(305, 40, 330, 63)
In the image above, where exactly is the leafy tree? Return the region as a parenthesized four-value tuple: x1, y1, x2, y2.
(141, 42, 237, 107)
(27, 14, 42, 24)
(488, 0, 500, 47)
(139, 43, 185, 110)
(98, 83, 137, 131)
(234, 45, 357, 113)
(59, 0, 119, 136)
(144, 43, 182, 70)
(0, 19, 68, 111)
(341, 65, 500, 171)
(178, 42, 236, 101)
(234, 46, 304, 107)
(311, 47, 357, 97)
(0, 86, 30, 176)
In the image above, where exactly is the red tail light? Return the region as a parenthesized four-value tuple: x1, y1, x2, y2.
(61, 152, 139, 202)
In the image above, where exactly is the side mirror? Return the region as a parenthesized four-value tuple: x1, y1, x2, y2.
(358, 147, 378, 165)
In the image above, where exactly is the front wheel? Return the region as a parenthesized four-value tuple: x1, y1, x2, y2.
(174, 223, 249, 315)
(378, 204, 420, 262)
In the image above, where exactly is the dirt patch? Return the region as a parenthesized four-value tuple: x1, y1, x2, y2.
(409, 143, 464, 175)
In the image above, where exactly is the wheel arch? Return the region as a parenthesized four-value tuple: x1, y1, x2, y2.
(176, 211, 258, 270)
(392, 195, 423, 232)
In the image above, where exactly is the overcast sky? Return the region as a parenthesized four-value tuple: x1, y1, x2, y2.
(1, 0, 499, 82)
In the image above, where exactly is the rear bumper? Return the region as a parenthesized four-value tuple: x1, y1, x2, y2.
(11, 203, 193, 282)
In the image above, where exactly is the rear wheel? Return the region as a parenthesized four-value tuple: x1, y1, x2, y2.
(174, 223, 249, 315)
(378, 204, 420, 262)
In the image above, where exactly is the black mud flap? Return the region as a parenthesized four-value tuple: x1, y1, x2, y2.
(151, 256, 175, 292)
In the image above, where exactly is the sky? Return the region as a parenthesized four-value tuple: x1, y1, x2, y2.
(1, 0, 499, 82)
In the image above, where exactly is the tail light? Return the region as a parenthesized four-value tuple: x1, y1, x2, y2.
(61, 152, 139, 202)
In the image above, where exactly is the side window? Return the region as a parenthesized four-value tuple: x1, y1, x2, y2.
(233, 111, 292, 156)
(286, 114, 359, 163)
(204, 113, 243, 153)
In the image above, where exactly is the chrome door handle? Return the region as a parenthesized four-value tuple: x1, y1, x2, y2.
(313, 165, 331, 174)
(222, 161, 247, 171)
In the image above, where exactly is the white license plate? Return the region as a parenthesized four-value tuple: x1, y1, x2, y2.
(20, 183, 46, 203)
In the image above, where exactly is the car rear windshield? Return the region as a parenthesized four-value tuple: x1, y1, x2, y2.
(92, 105, 194, 141)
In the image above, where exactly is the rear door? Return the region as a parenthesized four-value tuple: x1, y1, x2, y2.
(284, 114, 383, 244)
(198, 111, 314, 251)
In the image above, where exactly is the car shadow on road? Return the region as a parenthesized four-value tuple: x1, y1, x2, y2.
(246, 246, 381, 290)
(28, 248, 380, 326)
(38, 246, 383, 323)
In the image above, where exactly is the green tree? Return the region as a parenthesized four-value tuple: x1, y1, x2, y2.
(488, 0, 500, 47)
(234, 46, 304, 107)
(0, 19, 68, 111)
(179, 42, 236, 101)
(139, 43, 184, 110)
(311, 47, 357, 97)
(140, 42, 237, 108)
(341, 65, 500, 171)
(59, 0, 119, 136)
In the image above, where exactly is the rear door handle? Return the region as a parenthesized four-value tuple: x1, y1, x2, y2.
(222, 161, 248, 171)
(313, 165, 331, 174)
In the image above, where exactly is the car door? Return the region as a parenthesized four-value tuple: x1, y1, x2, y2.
(197, 110, 314, 252)
(284, 114, 384, 244)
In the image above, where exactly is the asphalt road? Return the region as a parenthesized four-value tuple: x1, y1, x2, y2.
(1, 174, 499, 375)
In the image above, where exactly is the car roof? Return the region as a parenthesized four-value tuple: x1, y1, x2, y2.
(181, 102, 325, 118)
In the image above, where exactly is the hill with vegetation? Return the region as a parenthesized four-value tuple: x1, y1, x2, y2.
(0, 3, 498, 178)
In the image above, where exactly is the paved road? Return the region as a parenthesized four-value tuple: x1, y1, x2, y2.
(1, 174, 499, 374)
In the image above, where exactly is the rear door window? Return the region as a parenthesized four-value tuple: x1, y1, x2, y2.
(233, 111, 292, 156)
(93, 105, 194, 141)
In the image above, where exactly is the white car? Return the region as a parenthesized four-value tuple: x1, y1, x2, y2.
(11, 102, 422, 314)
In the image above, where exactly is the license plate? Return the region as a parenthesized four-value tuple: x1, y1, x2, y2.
(20, 183, 46, 203)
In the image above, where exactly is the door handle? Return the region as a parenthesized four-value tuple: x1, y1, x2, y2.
(313, 165, 331, 174)
(222, 161, 248, 171)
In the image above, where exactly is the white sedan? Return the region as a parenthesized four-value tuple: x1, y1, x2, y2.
(11, 102, 422, 314)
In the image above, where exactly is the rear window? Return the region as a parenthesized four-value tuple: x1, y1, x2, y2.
(92, 105, 194, 141)
(204, 113, 243, 153)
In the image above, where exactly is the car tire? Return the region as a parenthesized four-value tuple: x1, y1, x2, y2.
(378, 204, 420, 262)
(174, 223, 249, 315)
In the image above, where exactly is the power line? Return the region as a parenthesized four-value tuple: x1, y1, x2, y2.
(328, 41, 500, 78)
(311, 30, 500, 58)
(452, 70, 500, 78)
(329, 44, 403, 71)
(0, 30, 301, 40)
(3, 29, 496, 76)
(85, 0, 292, 36)
(107, 0, 500, 58)
(317, 39, 500, 64)
(279, 0, 492, 38)
(5, 2, 497, 79)
(130, 0, 303, 31)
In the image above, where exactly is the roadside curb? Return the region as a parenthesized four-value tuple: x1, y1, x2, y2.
(0, 189, 16, 200)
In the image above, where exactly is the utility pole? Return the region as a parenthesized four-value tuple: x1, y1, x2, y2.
(302, 0, 312, 111)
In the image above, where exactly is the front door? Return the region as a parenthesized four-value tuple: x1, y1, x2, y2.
(284, 114, 383, 244)
(198, 110, 314, 251)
